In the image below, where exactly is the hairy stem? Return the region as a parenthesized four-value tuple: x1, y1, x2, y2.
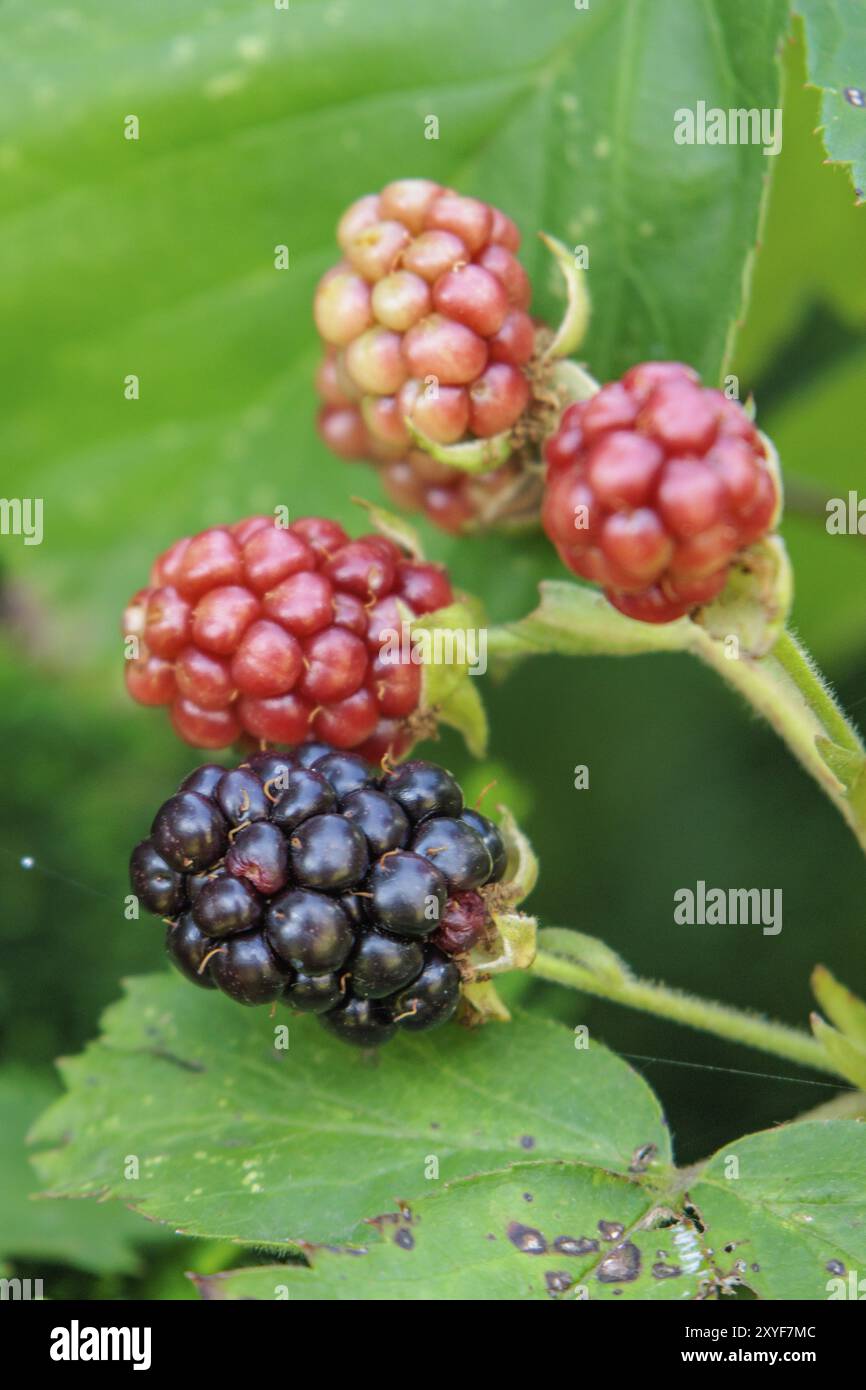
(530, 944, 838, 1076)
(488, 583, 866, 857)
(771, 629, 863, 753)
(688, 626, 866, 853)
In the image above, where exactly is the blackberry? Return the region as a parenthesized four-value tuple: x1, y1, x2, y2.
(131, 744, 514, 1046)
(193, 874, 262, 937)
(179, 763, 228, 798)
(244, 749, 296, 791)
(286, 970, 344, 1014)
(224, 822, 289, 894)
(265, 889, 354, 973)
(349, 928, 424, 998)
(151, 791, 227, 871)
(166, 914, 217, 988)
(367, 851, 447, 936)
(216, 768, 270, 825)
(383, 758, 463, 823)
(388, 948, 461, 1031)
(542, 361, 782, 623)
(122, 515, 454, 756)
(412, 816, 493, 890)
(130, 840, 186, 916)
(209, 931, 289, 1005)
(289, 814, 369, 892)
(271, 768, 337, 831)
(320, 996, 397, 1047)
(340, 787, 410, 856)
(312, 751, 373, 798)
(459, 808, 508, 881)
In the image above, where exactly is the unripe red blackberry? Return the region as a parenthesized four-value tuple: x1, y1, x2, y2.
(131, 746, 517, 1047)
(122, 514, 453, 756)
(314, 182, 585, 534)
(541, 362, 782, 623)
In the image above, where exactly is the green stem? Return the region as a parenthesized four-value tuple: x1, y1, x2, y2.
(488, 583, 866, 857)
(530, 945, 837, 1076)
(771, 629, 863, 754)
(688, 626, 866, 853)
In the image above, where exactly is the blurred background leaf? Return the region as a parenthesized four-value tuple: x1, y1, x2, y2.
(0, 0, 787, 646)
(0, 1067, 158, 1276)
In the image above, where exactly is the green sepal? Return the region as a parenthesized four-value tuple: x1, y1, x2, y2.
(405, 418, 514, 474)
(693, 535, 793, 659)
(538, 232, 591, 359)
(496, 804, 538, 904)
(815, 738, 866, 794)
(469, 912, 537, 979)
(463, 809, 539, 994)
(353, 497, 425, 559)
(459, 978, 512, 1023)
(810, 1014, 866, 1092)
(811, 965, 866, 1049)
(550, 358, 601, 404)
(434, 676, 488, 758)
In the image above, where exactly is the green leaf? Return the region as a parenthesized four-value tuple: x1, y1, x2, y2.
(193, 1165, 662, 1302)
(692, 1121, 866, 1299)
(766, 349, 866, 667)
(0, 0, 788, 655)
(30, 974, 670, 1248)
(0, 1069, 159, 1276)
(796, 0, 866, 198)
(733, 31, 866, 383)
(194, 1121, 866, 1301)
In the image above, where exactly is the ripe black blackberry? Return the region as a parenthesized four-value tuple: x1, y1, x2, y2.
(130, 746, 511, 1046)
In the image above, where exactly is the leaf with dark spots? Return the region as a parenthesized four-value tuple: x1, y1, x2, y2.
(506, 1222, 547, 1255)
(596, 1242, 642, 1284)
(193, 1121, 866, 1301)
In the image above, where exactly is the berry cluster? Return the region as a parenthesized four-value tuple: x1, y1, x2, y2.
(131, 746, 508, 1046)
(314, 180, 543, 533)
(123, 515, 452, 757)
(542, 362, 781, 623)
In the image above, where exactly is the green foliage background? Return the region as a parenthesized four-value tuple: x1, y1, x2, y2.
(0, 0, 864, 1297)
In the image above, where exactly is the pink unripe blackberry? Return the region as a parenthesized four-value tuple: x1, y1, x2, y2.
(542, 362, 782, 623)
(123, 515, 454, 757)
(314, 181, 561, 534)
